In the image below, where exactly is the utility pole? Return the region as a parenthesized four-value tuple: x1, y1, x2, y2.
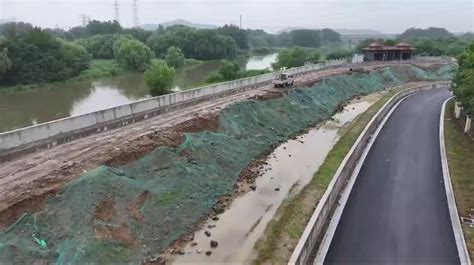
(239, 14, 242, 29)
(133, 0, 140, 28)
(114, 0, 120, 24)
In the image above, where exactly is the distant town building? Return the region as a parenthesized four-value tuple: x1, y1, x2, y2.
(363, 42, 415, 61)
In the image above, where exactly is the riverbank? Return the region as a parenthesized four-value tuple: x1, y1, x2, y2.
(0, 60, 128, 94)
(0, 58, 216, 94)
(0, 64, 454, 264)
(252, 86, 400, 264)
(444, 100, 474, 259)
(0, 54, 278, 132)
(172, 92, 381, 263)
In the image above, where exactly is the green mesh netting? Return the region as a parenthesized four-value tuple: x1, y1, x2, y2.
(0, 64, 455, 264)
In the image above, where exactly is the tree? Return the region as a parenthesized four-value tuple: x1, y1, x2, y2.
(115, 39, 154, 71)
(249, 36, 269, 49)
(147, 26, 238, 60)
(218, 24, 249, 50)
(164, 46, 185, 68)
(326, 49, 352, 60)
(399, 27, 454, 40)
(307, 50, 321, 63)
(321, 29, 341, 44)
(85, 20, 122, 36)
(60, 42, 91, 76)
(145, 60, 175, 96)
(0, 26, 93, 85)
(0, 47, 12, 81)
(77, 34, 134, 59)
(384, 39, 397, 46)
(454, 43, 474, 114)
(272, 47, 307, 69)
(123, 28, 152, 43)
(289, 29, 321, 47)
(218, 60, 240, 80)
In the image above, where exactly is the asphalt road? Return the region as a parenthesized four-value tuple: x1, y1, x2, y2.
(324, 88, 460, 264)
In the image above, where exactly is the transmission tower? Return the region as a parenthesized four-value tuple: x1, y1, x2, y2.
(114, 0, 120, 23)
(78, 14, 91, 27)
(133, 0, 140, 28)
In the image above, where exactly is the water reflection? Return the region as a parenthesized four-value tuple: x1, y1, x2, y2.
(0, 54, 277, 133)
(245, 53, 277, 70)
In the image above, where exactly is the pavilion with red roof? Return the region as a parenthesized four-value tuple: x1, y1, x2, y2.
(363, 42, 416, 61)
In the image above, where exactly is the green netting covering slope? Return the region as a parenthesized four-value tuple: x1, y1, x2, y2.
(0, 64, 455, 264)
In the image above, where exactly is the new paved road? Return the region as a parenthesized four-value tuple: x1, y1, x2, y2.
(325, 88, 460, 264)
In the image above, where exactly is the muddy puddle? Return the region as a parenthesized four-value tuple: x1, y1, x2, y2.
(173, 93, 382, 264)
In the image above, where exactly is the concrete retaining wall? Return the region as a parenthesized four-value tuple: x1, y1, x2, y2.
(0, 59, 348, 160)
(288, 81, 452, 265)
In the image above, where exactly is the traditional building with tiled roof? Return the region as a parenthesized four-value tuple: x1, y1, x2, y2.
(363, 42, 416, 61)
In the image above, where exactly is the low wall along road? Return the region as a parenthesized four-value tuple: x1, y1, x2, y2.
(0, 56, 447, 161)
(0, 59, 347, 161)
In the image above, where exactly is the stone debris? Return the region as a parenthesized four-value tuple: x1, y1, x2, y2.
(210, 240, 218, 248)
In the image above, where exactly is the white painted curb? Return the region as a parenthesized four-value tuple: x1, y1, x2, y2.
(439, 97, 471, 265)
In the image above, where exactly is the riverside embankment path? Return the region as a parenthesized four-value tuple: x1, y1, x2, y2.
(324, 88, 460, 263)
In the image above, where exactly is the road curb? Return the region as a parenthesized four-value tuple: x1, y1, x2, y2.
(288, 81, 452, 265)
(439, 97, 471, 265)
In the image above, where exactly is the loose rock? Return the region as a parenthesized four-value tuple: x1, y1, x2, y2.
(205, 251, 212, 256)
(204, 231, 211, 237)
(210, 240, 218, 248)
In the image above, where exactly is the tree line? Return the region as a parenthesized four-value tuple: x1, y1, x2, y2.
(0, 21, 344, 88)
(454, 44, 474, 114)
(1, 21, 470, 96)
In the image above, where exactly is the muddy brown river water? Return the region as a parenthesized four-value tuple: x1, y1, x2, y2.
(173, 93, 382, 263)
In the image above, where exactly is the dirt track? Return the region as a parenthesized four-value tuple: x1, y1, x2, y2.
(0, 62, 442, 228)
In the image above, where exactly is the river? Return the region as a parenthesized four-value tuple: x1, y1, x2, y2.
(0, 53, 277, 133)
(173, 93, 383, 263)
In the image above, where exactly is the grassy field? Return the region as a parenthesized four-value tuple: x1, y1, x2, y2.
(444, 100, 474, 259)
(253, 88, 399, 264)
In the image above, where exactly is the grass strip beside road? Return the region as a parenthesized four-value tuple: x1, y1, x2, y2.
(444, 100, 474, 259)
(253, 88, 399, 264)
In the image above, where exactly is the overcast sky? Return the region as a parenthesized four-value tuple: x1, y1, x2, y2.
(0, 0, 473, 34)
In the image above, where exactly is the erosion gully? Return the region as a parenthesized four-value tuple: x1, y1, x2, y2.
(171, 92, 383, 263)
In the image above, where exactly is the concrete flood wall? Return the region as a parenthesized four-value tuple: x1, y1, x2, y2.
(0, 59, 348, 161)
(288, 82, 452, 265)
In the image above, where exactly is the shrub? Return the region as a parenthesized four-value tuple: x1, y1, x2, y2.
(145, 60, 175, 96)
(165, 46, 185, 68)
(115, 39, 154, 72)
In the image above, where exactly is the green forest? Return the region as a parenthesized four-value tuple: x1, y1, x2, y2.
(0, 21, 472, 96)
(0, 20, 345, 94)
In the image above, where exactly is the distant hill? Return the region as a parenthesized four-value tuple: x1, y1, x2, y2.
(399, 27, 454, 40)
(277, 27, 386, 36)
(141, 19, 218, 31)
(334, 29, 384, 35)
